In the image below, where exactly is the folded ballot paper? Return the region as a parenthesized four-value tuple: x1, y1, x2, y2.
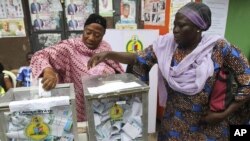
(5, 96, 74, 141)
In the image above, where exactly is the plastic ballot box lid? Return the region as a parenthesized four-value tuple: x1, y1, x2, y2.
(83, 73, 149, 99)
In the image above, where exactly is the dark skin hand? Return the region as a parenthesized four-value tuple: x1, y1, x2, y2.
(42, 67, 57, 91)
(201, 98, 250, 124)
(87, 51, 109, 69)
(87, 51, 136, 69)
(4, 76, 13, 90)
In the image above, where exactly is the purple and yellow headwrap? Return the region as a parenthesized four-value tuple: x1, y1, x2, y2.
(178, 2, 211, 31)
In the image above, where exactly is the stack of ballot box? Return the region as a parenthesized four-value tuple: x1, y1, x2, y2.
(0, 83, 78, 141)
(83, 73, 150, 141)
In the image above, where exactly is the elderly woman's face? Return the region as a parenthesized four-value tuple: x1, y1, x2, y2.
(82, 23, 105, 50)
(173, 13, 199, 46)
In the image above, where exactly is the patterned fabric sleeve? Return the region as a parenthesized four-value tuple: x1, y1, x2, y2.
(221, 41, 250, 101)
(30, 40, 72, 79)
(130, 45, 158, 83)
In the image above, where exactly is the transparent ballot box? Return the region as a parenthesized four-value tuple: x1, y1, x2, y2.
(0, 83, 78, 141)
(83, 73, 150, 141)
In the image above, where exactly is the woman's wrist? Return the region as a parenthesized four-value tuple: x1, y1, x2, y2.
(43, 67, 53, 72)
(43, 67, 57, 78)
(43, 67, 55, 74)
(105, 51, 112, 60)
(224, 101, 245, 117)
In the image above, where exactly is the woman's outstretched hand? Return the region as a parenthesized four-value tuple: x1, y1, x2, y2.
(42, 67, 58, 91)
(201, 99, 250, 124)
(87, 51, 109, 69)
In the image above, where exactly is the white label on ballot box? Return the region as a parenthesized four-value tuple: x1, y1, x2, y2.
(9, 96, 70, 112)
(87, 81, 141, 94)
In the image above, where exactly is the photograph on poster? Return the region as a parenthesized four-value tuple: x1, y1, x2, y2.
(120, 0, 136, 24)
(65, 0, 94, 30)
(32, 14, 44, 30)
(144, 0, 166, 26)
(28, 0, 62, 31)
(0, 0, 24, 18)
(67, 0, 78, 15)
(66, 15, 85, 31)
(0, 19, 26, 38)
(15, 23, 25, 36)
(65, 0, 93, 16)
(38, 33, 61, 49)
(28, 0, 62, 15)
(30, 0, 41, 14)
(68, 15, 78, 30)
(99, 0, 113, 17)
(31, 12, 61, 31)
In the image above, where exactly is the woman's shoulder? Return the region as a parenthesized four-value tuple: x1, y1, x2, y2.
(212, 38, 245, 61)
(215, 38, 229, 47)
(213, 38, 237, 55)
(62, 38, 85, 53)
(153, 33, 174, 50)
(57, 38, 82, 49)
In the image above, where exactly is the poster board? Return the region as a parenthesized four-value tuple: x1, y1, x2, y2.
(143, 0, 170, 35)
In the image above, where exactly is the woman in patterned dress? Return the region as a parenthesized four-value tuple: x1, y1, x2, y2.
(88, 2, 250, 140)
